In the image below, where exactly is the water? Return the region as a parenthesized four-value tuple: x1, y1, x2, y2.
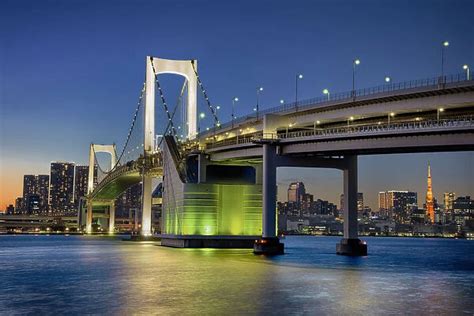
(0, 235, 473, 315)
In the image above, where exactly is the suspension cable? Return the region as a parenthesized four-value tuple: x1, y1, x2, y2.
(149, 57, 178, 139)
(190, 61, 220, 128)
(114, 81, 146, 168)
(158, 80, 188, 148)
(94, 81, 146, 175)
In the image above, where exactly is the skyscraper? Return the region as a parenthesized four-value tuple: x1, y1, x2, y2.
(340, 192, 364, 212)
(378, 190, 417, 222)
(287, 182, 306, 205)
(443, 192, 456, 211)
(22, 175, 49, 214)
(49, 162, 75, 215)
(426, 163, 435, 223)
(74, 165, 97, 207)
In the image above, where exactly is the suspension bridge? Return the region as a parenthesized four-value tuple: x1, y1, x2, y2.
(84, 56, 474, 255)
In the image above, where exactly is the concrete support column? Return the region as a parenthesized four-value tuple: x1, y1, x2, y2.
(86, 202, 93, 234)
(262, 143, 277, 238)
(108, 202, 115, 234)
(337, 155, 367, 256)
(343, 155, 358, 239)
(254, 142, 284, 255)
(141, 174, 153, 236)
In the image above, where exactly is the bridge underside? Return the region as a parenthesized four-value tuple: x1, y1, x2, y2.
(91, 172, 141, 201)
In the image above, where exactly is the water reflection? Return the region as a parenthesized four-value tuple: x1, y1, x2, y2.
(0, 235, 473, 315)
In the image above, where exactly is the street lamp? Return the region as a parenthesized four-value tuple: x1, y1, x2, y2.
(231, 97, 239, 128)
(352, 59, 361, 100)
(441, 41, 449, 81)
(295, 74, 303, 111)
(463, 64, 470, 80)
(388, 112, 395, 125)
(198, 112, 205, 133)
(280, 99, 285, 105)
(437, 108, 444, 122)
(385, 76, 391, 83)
(347, 116, 354, 127)
(322, 88, 330, 101)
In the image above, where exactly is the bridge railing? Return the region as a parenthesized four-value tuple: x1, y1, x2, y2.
(278, 115, 474, 139)
(205, 116, 474, 150)
(90, 152, 163, 198)
(212, 72, 472, 132)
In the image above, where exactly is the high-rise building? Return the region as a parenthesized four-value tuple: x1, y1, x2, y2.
(49, 162, 75, 215)
(340, 192, 364, 211)
(443, 192, 456, 211)
(287, 182, 306, 205)
(22, 175, 49, 214)
(115, 183, 142, 217)
(426, 163, 435, 223)
(443, 192, 456, 223)
(14, 197, 24, 214)
(302, 193, 313, 212)
(74, 165, 97, 207)
(379, 190, 417, 223)
(453, 196, 474, 226)
(378, 191, 388, 212)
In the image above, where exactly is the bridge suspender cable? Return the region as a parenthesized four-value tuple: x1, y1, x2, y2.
(149, 57, 178, 140)
(114, 82, 146, 168)
(190, 61, 220, 136)
(158, 80, 188, 148)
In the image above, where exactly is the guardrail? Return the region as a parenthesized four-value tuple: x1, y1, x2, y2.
(202, 72, 473, 134)
(205, 116, 474, 150)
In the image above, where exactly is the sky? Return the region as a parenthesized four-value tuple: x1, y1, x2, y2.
(0, 0, 473, 210)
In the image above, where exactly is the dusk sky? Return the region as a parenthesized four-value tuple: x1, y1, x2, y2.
(1, 0, 473, 210)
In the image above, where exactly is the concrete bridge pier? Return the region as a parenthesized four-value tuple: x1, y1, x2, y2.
(108, 202, 115, 234)
(86, 202, 93, 234)
(253, 142, 284, 255)
(337, 155, 367, 256)
(141, 173, 153, 236)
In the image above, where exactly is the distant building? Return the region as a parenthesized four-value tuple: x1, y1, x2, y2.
(74, 165, 97, 207)
(23, 175, 49, 214)
(115, 183, 142, 217)
(288, 182, 306, 205)
(340, 192, 364, 212)
(311, 199, 337, 216)
(444, 192, 456, 211)
(6, 204, 14, 215)
(378, 190, 417, 223)
(453, 196, 474, 226)
(49, 162, 75, 215)
(443, 192, 456, 222)
(15, 197, 24, 214)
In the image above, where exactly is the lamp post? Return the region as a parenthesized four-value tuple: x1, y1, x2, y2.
(352, 59, 360, 100)
(463, 65, 470, 80)
(388, 112, 395, 126)
(441, 41, 449, 82)
(347, 116, 354, 127)
(198, 112, 205, 133)
(385, 76, 391, 83)
(437, 108, 444, 122)
(295, 74, 303, 112)
(323, 88, 330, 101)
(231, 97, 239, 128)
(255, 86, 263, 120)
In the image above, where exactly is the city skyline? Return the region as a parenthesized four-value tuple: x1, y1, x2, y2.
(1, 0, 474, 208)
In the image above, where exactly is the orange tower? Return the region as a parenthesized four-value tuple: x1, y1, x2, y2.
(426, 163, 435, 223)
